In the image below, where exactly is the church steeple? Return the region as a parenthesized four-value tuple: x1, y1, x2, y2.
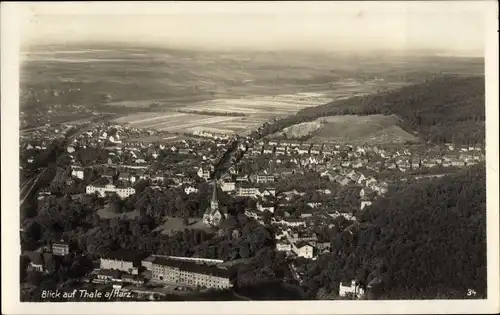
(210, 180, 219, 211)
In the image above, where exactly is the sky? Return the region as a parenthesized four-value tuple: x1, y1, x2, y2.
(18, 1, 488, 55)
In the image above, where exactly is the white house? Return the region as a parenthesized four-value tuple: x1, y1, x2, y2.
(221, 182, 236, 192)
(360, 200, 372, 210)
(184, 186, 199, 195)
(197, 167, 212, 180)
(279, 219, 306, 227)
(71, 167, 85, 180)
(295, 244, 314, 259)
(237, 186, 260, 198)
(86, 184, 135, 199)
(339, 280, 365, 299)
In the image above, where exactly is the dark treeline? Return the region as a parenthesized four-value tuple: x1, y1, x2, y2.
(251, 76, 485, 145)
(300, 163, 486, 299)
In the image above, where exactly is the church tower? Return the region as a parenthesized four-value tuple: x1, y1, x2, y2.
(203, 180, 223, 227)
(210, 180, 219, 211)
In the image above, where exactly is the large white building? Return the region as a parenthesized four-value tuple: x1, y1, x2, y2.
(86, 184, 135, 199)
(339, 280, 365, 299)
(100, 251, 148, 275)
(151, 256, 232, 290)
(71, 167, 84, 180)
(294, 243, 314, 259)
(220, 181, 236, 192)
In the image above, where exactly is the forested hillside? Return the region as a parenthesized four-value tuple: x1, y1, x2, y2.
(302, 163, 486, 299)
(254, 76, 485, 145)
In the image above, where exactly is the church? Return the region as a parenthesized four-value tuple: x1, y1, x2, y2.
(203, 180, 225, 227)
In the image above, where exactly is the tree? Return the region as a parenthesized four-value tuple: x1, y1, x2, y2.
(27, 270, 43, 286)
(20, 255, 31, 282)
(302, 164, 486, 299)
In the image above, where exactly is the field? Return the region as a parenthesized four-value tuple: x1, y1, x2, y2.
(276, 114, 419, 144)
(154, 216, 212, 235)
(111, 92, 353, 136)
(20, 43, 484, 131)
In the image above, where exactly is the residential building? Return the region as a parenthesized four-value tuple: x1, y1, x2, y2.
(276, 240, 292, 252)
(51, 240, 70, 256)
(71, 167, 84, 180)
(316, 242, 331, 253)
(141, 255, 156, 271)
(255, 173, 275, 184)
(237, 185, 259, 198)
(339, 280, 365, 299)
(257, 187, 276, 198)
(197, 166, 212, 180)
(279, 218, 306, 227)
(121, 274, 146, 285)
(95, 269, 122, 283)
(119, 172, 137, 184)
(294, 243, 314, 259)
(100, 250, 148, 275)
(360, 200, 372, 210)
(257, 201, 275, 213)
(220, 181, 236, 192)
(24, 251, 45, 273)
(235, 175, 249, 182)
(86, 184, 135, 199)
(151, 257, 232, 289)
(184, 186, 199, 195)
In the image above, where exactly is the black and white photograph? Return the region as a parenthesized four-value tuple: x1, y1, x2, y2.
(1, 1, 499, 314)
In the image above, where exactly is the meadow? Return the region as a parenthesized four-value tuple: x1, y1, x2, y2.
(273, 114, 419, 144)
(312, 115, 419, 144)
(154, 216, 211, 235)
(111, 92, 339, 135)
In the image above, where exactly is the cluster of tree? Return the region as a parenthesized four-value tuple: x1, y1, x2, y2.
(275, 172, 338, 193)
(73, 218, 212, 259)
(107, 183, 214, 224)
(231, 249, 299, 295)
(22, 194, 100, 251)
(74, 147, 112, 166)
(274, 177, 361, 217)
(21, 253, 94, 290)
(250, 76, 485, 145)
(192, 213, 276, 261)
(301, 163, 486, 299)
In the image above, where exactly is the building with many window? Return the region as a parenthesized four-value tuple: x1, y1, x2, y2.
(151, 257, 232, 290)
(254, 173, 275, 184)
(100, 250, 148, 275)
(86, 184, 135, 199)
(51, 240, 70, 256)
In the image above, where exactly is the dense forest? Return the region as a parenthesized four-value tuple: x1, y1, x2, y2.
(252, 76, 485, 145)
(301, 163, 486, 299)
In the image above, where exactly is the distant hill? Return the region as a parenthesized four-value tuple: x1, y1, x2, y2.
(303, 163, 486, 299)
(260, 76, 485, 145)
(269, 114, 419, 144)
